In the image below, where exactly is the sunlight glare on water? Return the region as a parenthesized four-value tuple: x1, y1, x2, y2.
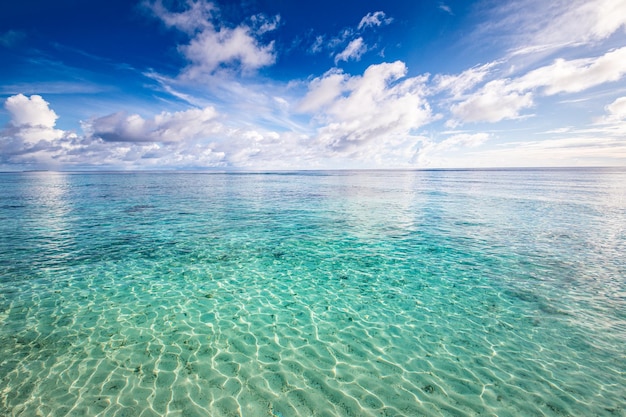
(0, 169, 625, 416)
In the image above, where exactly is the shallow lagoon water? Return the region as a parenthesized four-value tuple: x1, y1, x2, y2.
(0, 169, 625, 416)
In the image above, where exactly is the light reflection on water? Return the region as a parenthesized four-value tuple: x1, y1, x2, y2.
(0, 168, 624, 417)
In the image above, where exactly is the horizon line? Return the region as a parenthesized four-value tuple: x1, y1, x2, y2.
(2, 166, 625, 174)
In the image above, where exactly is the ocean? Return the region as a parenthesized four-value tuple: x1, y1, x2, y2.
(0, 169, 624, 416)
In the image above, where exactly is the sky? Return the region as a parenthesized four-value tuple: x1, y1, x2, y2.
(1, 0, 626, 170)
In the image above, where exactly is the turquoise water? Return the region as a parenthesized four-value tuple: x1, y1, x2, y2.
(0, 169, 624, 417)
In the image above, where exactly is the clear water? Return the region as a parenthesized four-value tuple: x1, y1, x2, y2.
(0, 169, 624, 417)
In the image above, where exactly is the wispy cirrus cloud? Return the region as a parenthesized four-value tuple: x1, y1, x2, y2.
(438, 3, 453, 16)
(308, 10, 392, 66)
(469, 137, 626, 167)
(520, 0, 626, 52)
(334, 38, 367, 64)
(477, 0, 626, 56)
(358, 11, 393, 30)
(447, 46, 626, 124)
(513, 47, 626, 94)
(309, 35, 325, 54)
(0, 30, 26, 48)
(415, 132, 490, 166)
(1, 81, 108, 96)
(433, 62, 498, 99)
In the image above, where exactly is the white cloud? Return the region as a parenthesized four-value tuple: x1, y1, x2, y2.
(146, 0, 215, 34)
(439, 4, 453, 15)
(87, 107, 221, 143)
(448, 47, 626, 124)
(309, 35, 324, 54)
(1, 95, 84, 169)
(327, 29, 354, 50)
(1, 81, 106, 96)
(180, 26, 276, 76)
(595, 96, 626, 124)
(299, 61, 433, 153)
(415, 133, 490, 166)
(310, 11, 391, 59)
(5, 94, 58, 128)
(0, 93, 319, 169)
(297, 69, 347, 113)
(3, 94, 65, 144)
(605, 96, 626, 120)
(481, 0, 626, 56)
(471, 137, 626, 167)
(147, 0, 278, 77)
(525, 0, 626, 50)
(513, 47, 626, 94)
(438, 132, 490, 149)
(249, 14, 281, 34)
(450, 80, 534, 123)
(434, 62, 498, 98)
(358, 11, 393, 30)
(334, 37, 367, 64)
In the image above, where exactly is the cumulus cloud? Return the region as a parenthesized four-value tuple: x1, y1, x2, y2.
(1, 94, 82, 168)
(299, 61, 433, 152)
(334, 37, 367, 64)
(450, 80, 534, 123)
(3, 94, 65, 144)
(147, 0, 215, 34)
(146, 0, 278, 77)
(5, 94, 58, 128)
(358, 11, 393, 30)
(0, 94, 317, 169)
(87, 107, 221, 143)
(180, 27, 276, 76)
(297, 69, 347, 113)
(1, 94, 224, 168)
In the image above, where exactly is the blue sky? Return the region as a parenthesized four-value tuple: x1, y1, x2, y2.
(1, 0, 626, 170)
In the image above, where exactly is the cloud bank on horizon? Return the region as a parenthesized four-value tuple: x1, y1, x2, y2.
(1, 0, 625, 170)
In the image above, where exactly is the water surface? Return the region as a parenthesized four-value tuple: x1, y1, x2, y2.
(1, 169, 624, 416)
